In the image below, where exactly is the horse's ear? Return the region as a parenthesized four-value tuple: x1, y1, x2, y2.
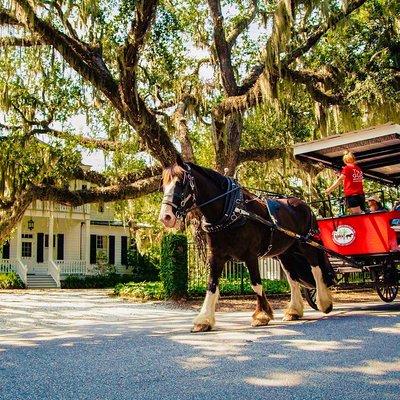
(176, 153, 185, 168)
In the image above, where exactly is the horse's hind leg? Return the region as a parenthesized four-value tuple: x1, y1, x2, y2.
(300, 245, 333, 314)
(281, 267, 304, 321)
(192, 254, 225, 333)
(247, 256, 274, 327)
(311, 265, 333, 314)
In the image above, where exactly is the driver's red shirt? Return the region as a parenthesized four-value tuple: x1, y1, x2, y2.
(341, 163, 364, 196)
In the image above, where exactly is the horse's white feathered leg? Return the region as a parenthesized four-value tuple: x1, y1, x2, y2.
(192, 287, 219, 332)
(282, 271, 304, 321)
(311, 265, 333, 313)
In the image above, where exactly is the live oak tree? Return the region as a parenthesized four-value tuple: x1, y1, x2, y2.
(0, 0, 399, 243)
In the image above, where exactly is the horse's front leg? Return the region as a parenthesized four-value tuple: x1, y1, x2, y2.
(247, 256, 274, 327)
(191, 255, 225, 333)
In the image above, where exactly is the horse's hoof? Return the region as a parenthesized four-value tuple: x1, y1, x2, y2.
(191, 324, 212, 333)
(282, 313, 301, 321)
(251, 318, 270, 327)
(323, 304, 333, 314)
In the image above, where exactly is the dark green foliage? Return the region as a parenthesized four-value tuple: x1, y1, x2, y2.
(188, 278, 290, 297)
(160, 233, 188, 299)
(61, 273, 133, 289)
(128, 246, 159, 282)
(0, 272, 25, 289)
(114, 281, 165, 300)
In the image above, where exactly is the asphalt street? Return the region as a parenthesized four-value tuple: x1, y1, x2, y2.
(0, 290, 399, 400)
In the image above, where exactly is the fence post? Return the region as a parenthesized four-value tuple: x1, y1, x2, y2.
(240, 263, 244, 294)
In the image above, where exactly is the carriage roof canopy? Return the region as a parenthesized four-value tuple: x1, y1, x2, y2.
(293, 123, 400, 186)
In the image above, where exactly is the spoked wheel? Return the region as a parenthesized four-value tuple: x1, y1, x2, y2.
(303, 287, 318, 310)
(373, 267, 399, 303)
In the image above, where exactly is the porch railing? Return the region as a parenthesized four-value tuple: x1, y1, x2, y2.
(48, 260, 61, 287)
(0, 259, 28, 285)
(0, 259, 16, 273)
(16, 260, 28, 285)
(56, 260, 86, 275)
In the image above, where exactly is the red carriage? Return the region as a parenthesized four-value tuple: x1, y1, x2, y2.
(294, 123, 400, 306)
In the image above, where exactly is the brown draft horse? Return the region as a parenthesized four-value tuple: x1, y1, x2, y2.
(159, 159, 335, 332)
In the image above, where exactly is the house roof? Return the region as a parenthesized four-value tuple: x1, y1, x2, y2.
(293, 123, 400, 185)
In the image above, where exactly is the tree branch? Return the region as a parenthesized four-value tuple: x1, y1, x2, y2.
(238, 147, 285, 164)
(0, 9, 21, 26)
(226, 0, 258, 48)
(32, 175, 161, 207)
(13, 0, 119, 105)
(0, 36, 43, 46)
(207, 0, 238, 95)
(32, 127, 124, 152)
(283, 0, 368, 65)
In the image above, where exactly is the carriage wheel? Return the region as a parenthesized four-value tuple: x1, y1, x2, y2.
(374, 267, 399, 303)
(303, 288, 318, 310)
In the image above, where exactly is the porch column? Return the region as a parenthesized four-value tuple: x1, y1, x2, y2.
(48, 215, 54, 262)
(85, 218, 91, 270)
(16, 221, 22, 261)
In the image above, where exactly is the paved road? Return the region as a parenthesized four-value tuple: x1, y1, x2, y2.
(0, 290, 399, 400)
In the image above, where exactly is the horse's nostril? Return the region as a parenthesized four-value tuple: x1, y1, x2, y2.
(165, 215, 172, 221)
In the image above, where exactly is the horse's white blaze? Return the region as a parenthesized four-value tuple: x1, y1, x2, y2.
(193, 287, 220, 328)
(159, 177, 178, 228)
(251, 284, 263, 296)
(311, 265, 333, 313)
(284, 273, 304, 318)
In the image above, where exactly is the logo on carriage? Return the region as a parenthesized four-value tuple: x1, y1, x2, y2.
(332, 225, 356, 246)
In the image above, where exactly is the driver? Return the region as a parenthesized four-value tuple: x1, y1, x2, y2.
(325, 151, 365, 214)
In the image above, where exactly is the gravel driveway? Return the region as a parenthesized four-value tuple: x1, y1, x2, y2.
(0, 290, 399, 400)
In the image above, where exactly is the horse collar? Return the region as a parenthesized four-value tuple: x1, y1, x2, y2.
(201, 178, 246, 233)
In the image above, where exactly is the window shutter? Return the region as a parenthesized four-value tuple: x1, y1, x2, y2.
(108, 236, 115, 265)
(37, 233, 44, 263)
(121, 236, 128, 266)
(90, 235, 97, 264)
(2, 241, 10, 259)
(57, 234, 64, 260)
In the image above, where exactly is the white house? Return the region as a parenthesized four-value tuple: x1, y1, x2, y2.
(0, 172, 134, 288)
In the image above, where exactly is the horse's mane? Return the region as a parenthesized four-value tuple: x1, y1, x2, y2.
(162, 164, 185, 186)
(186, 162, 228, 190)
(162, 162, 228, 190)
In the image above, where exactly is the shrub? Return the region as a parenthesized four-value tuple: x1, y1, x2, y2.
(188, 278, 290, 297)
(0, 272, 25, 289)
(61, 273, 133, 289)
(160, 234, 188, 299)
(114, 281, 165, 300)
(128, 247, 160, 282)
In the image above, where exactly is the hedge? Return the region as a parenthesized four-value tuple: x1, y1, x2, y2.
(0, 272, 25, 289)
(61, 273, 134, 289)
(160, 233, 188, 299)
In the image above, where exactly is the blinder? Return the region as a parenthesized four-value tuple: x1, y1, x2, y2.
(162, 164, 197, 219)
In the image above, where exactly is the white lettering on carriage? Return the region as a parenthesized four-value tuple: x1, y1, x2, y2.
(311, 266, 333, 313)
(193, 287, 220, 329)
(251, 284, 263, 296)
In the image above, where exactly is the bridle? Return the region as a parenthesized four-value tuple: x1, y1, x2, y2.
(161, 163, 242, 222)
(161, 164, 198, 219)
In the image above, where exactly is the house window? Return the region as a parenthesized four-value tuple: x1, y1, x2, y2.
(82, 184, 87, 190)
(97, 235, 104, 249)
(22, 234, 33, 239)
(21, 242, 32, 258)
(98, 203, 104, 213)
(45, 234, 49, 247)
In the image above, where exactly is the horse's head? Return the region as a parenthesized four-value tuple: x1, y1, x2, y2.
(159, 160, 197, 228)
